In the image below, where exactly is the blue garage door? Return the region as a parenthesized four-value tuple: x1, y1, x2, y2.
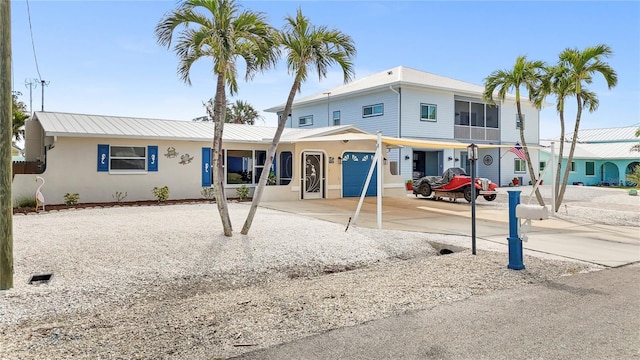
(342, 152, 377, 197)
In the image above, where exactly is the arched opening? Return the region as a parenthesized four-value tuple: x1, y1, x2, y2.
(625, 161, 640, 186)
(600, 162, 619, 186)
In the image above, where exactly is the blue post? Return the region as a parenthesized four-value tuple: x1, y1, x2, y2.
(507, 190, 525, 270)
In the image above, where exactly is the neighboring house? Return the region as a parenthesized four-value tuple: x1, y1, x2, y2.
(12, 111, 406, 205)
(540, 126, 640, 186)
(265, 66, 544, 186)
(11, 144, 25, 162)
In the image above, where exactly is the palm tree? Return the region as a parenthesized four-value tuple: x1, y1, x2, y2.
(156, 0, 277, 236)
(241, 8, 356, 235)
(483, 55, 546, 206)
(555, 44, 617, 209)
(536, 66, 598, 210)
(12, 92, 28, 142)
(226, 100, 263, 124)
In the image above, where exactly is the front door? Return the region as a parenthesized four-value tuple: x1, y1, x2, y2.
(303, 152, 323, 199)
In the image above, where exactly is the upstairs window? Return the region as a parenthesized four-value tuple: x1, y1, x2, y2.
(333, 111, 341, 126)
(516, 114, 525, 129)
(420, 103, 437, 121)
(363, 104, 383, 117)
(299, 115, 313, 127)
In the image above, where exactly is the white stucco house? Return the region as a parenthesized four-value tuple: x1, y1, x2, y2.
(12, 111, 409, 205)
(265, 66, 543, 186)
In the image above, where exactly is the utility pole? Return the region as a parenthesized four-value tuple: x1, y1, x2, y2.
(40, 79, 49, 111)
(25, 78, 38, 114)
(1, 0, 14, 290)
(323, 92, 331, 126)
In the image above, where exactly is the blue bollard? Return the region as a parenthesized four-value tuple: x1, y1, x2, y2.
(507, 190, 525, 270)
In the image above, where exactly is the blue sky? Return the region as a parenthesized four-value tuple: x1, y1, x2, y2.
(10, 0, 640, 140)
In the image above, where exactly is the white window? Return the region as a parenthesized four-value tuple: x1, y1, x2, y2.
(514, 159, 526, 173)
(363, 104, 383, 117)
(420, 103, 437, 121)
(516, 114, 525, 129)
(299, 115, 313, 126)
(110, 146, 146, 171)
(333, 111, 341, 126)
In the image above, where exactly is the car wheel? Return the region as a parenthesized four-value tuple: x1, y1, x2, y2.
(419, 183, 432, 197)
(483, 194, 497, 201)
(463, 186, 476, 203)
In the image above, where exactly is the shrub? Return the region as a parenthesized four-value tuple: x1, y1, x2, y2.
(64, 193, 80, 205)
(14, 195, 37, 208)
(201, 187, 216, 200)
(112, 191, 128, 203)
(236, 185, 249, 200)
(152, 186, 170, 202)
(628, 165, 640, 187)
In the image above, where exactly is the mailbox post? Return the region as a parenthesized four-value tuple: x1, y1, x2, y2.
(467, 143, 478, 255)
(507, 190, 525, 270)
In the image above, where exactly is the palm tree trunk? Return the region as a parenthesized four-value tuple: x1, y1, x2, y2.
(556, 94, 583, 210)
(1, 0, 14, 290)
(212, 73, 233, 236)
(554, 111, 566, 212)
(516, 102, 545, 206)
(241, 79, 301, 235)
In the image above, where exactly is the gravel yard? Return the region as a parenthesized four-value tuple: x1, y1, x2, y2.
(1, 185, 636, 359)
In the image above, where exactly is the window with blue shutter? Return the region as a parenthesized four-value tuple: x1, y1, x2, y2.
(97, 144, 109, 172)
(147, 146, 158, 172)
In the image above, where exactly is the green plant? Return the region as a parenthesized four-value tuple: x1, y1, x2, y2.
(407, 179, 413, 185)
(14, 195, 36, 208)
(112, 191, 128, 203)
(152, 186, 170, 202)
(267, 170, 276, 185)
(201, 187, 216, 200)
(627, 164, 640, 187)
(64, 193, 80, 205)
(236, 184, 250, 200)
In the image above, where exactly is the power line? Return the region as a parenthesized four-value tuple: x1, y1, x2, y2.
(25, 0, 43, 81)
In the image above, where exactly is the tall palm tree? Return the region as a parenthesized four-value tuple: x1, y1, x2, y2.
(483, 55, 546, 206)
(241, 8, 356, 235)
(226, 100, 263, 124)
(156, 0, 277, 236)
(537, 65, 598, 211)
(555, 44, 617, 209)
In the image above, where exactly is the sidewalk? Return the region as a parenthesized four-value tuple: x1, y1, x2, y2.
(234, 263, 640, 359)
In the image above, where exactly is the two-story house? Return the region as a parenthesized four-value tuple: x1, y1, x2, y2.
(266, 66, 542, 186)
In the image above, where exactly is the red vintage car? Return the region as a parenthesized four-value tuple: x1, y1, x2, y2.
(413, 167, 498, 202)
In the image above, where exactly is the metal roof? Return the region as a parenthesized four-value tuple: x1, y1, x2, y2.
(540, 140, 640, 160)
(560, 126, 639, 143)
(265, 66, 526, 113)
(33, 111, 364, 143)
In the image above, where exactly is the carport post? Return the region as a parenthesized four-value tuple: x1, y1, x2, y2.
(507, 190, 525, 270)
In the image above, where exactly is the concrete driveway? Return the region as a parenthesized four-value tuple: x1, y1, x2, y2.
(261, 195, 640, 267)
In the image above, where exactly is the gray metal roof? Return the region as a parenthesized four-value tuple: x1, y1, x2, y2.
(33, 111, 364, 143)
(540, 140, 640, 160)
(561, 126, 639, 143)
(265, 66, 524, 112)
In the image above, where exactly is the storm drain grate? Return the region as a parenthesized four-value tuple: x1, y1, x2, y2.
(439, 249, 454, 255)
(28, 274, 53, 285)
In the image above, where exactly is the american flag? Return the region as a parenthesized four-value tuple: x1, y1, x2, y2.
(509, 142, 527, 160)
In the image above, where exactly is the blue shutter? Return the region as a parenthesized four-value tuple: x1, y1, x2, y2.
(97, 144, 109, 172)
(202, 147, 212, 187)
(147, 146, 158, 172)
